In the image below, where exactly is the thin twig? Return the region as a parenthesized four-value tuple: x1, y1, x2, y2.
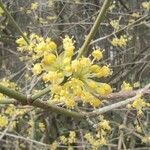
(87, 84, 150, 117)
(90, 15, 149, 44)
(0, 131, 49, 147)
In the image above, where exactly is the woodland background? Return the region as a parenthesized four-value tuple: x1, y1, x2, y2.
(0, 0, 150, 150)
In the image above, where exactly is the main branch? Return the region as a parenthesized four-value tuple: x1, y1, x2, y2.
(0, 84, 84, 118)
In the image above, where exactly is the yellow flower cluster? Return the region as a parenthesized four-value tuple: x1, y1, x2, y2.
(131, 97, 148, 115)
(0, 115, 8, 128)
(96, 83, 112, 95)
(0, 78, 28, 130)
(63, 35, 75, 53)
(32, 63, 42, 75)
(92, 48, 103, 61)
(133, 82, 140, 88)
(50, 131, 76, 149)
(121, 81, 133, 91)
(142, 2, 150, 10)
(5, 104, 26, 116)
(31, 2, 38, 10)
(16, 33, 57, 58)
(16, 34, 112, 109)
(59, 131, 76, 145)
(111, 35, 130, 47)
(90, 65, 111, 78)
(0, 78, 17, 88)
(131, 12, 140, 18)
(110, 19, 120, 30)
(0, 79, 29, 130)
(97, 119, 111, 131)
(142, 135, 150, 143)
(0, 104, 28, 130)
(16, 33, 28, 47)
(84, 118, 111, 150)
(84, 133, 107, 150)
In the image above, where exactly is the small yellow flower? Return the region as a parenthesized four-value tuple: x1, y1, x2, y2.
(142, 2, 150, 10)
(64, 65, 72, 75)
(65, 49, 74, 57)
(89, 98, 101, 107)
(5, 105, 15, 116)
(35, 41, 46, 51)
(127, 104, 132, 109)
(71, 59, 80, 72)
(84, 133, 94, 146)
(111, 35, 129, 47)
(131, 12, 140, 18)
(87, 80, 98, 89)
(92, 49, 103, 60)
(96, 66, 111, 78)
(132, 97, 146, 110)
(80, 57, 91, 67)
(96, 83, 112, 95)
(121, 81, 133, 91)
(31, 2, 38, 10)
(46, 40, 57, 51)
(63, 57, 71, 65)
(133, 82, 140, 88)
(0, 115, 8, 128)
(60, 136, 67, 144)
(30, 33, 40, 40)
(46, 16, 57, 20)
(110, 19, 120, 30)
(42, 73, 51, 82)
(42, 53, 56, 65)
(101, 66, 111, 77)
(63, 35, 75, 52)
(142, 135, 150, 143)
(98, 119, 111, 131)
(90, 65, 100, 73)
(43, 71, 64, 84)
(16, 37, 27, 47)
(39, 123, 45, 132)
(68, 131, 76, 144)
(65, 98, 75, 109)
(39, 17, 48, 24)
(32, 63, 42, 75)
